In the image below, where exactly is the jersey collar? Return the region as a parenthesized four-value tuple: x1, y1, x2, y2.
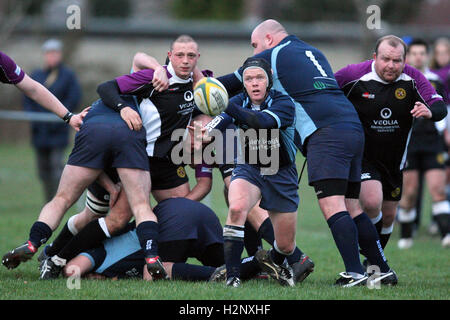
(167, 62, 192, 85)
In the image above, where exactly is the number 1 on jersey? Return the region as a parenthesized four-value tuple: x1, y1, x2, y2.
(305, 50, 328, 77)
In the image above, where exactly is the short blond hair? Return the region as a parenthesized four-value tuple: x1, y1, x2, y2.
(170, 35, 197, 51)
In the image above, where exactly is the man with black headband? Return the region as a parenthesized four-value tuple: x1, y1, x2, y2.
(205, 57, 299, 287)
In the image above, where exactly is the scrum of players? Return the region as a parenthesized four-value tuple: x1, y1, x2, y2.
(1, 19, 449, 288)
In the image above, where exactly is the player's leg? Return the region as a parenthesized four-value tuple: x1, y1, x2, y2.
(360, 179, 384, 224)
(307, 125, 368, 286)
(224, 175, 261, 287)
(117, 167, 168, 280)
(379, 200, 398, 249)
(2, 165, 101, 270)
(41, 205, 101, 262)
(44, 187, 131, 275)
(397, 169, 420, 249)
(254, 210, 297, 287)
(425, 168, 450, 246)
(346, 188, 397, 287)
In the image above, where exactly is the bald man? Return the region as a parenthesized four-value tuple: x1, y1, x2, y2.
(209, 19, 397, 287)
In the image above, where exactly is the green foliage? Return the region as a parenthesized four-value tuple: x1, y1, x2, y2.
(172, 0, 244, 21)
(262, 0, 424, 24)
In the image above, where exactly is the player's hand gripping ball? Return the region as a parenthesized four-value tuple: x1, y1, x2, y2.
(194, 77, 229, 116)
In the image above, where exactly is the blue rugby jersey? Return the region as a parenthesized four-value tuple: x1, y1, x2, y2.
(83, 95, 140, 125)
(218, 35, 361, 151)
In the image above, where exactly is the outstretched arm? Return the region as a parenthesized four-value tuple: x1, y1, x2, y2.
(15, 74, 87, 131)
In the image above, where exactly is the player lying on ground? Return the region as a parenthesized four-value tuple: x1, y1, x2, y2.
(63, 198, 263, 282)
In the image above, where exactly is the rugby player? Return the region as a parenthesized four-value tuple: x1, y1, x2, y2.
(0, 51, 86, 130)
(36, 36, 209, 278)
(202, 57, 300, 287)
(63, 198, 262, 282)
(397, 39, 450, 249)
(334, 35, 447, 254)
(203, 20, 392, 287)
(133, 51, 315, 285)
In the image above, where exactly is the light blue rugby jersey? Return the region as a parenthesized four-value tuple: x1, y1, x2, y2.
(223, 35, 361, 152)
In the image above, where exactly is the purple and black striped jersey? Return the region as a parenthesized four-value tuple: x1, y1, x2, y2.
(0, 51, 25, 84)
(115, 63, 196, 158)
(335, 60, 445, 171)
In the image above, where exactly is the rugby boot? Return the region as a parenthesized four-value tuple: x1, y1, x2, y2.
(334, 272, 368, 287)
(255, 249, 295, 287)
(39, 257, 63, 280)
(2, 241, 37, 269)
(290, 254, 314, 283)
(226, 276, 241, 288)
(146, 256, 169, 280)
(209, 265, 227, 282)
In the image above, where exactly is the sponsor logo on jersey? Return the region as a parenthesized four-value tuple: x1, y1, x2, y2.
(313, 80, 334, 90)
(391, 187, 401, 198)
(362, 92, 375, 99)
(380, 108, 392, 119)
(361, 172, 371, 180)
(14, 65, 21, 76)
(177, 166, 186, 178)
(437, 152, 446, 165)
(395, 88, 406, 100)
(184, 90, 193, 101)
(146, 240, 153, 250)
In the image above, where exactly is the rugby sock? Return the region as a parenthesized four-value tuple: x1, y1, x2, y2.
(270, 240, 294, 265)
(397, 207, 416, 239)
(136, 221, 159, 258)
(223, 225, 245, 279)
(327, 211, 365, 275)
(171, 263, 216, 281)
(380, 224, 393, 249)
(432, 201, 450, 238)
(256, 217, 303, 264)
(353, 213, 390, 273)
(240, 256, 261, 280)
(244, 220, 262, 256)
(257, 218, 275, 245)
(46, 216, 78, 256)
(57, 219, 107, 261)
(29, 221, 52, 248)
(371, 212, 383, 235)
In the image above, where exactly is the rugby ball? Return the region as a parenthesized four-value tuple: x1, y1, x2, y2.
(194, 77, 229, 116)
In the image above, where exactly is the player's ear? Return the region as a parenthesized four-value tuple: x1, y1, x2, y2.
(372, 52, 377, 60)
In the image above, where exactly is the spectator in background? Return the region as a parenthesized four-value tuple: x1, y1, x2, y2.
(23, 39, 82, 202)
(430, 37, 450, 103)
